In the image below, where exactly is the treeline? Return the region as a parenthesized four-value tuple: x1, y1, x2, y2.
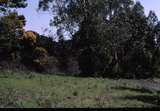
(1, 0, 160, 78)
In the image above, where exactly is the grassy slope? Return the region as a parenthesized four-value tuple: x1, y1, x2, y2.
(0, 70, 159, 108)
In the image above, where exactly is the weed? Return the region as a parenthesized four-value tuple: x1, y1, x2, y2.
(73, 91, 78, 96)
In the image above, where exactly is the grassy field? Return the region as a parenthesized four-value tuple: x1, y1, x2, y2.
(0, 70, 159, 108)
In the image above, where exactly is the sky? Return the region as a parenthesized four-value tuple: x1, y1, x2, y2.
(18, 0, 53, 36)
(17, 0, 160, 36)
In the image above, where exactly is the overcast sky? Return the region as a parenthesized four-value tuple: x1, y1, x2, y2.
(18, 0, 160, 36)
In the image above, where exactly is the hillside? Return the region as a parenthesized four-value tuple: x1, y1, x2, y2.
(0, 70, 159, 108)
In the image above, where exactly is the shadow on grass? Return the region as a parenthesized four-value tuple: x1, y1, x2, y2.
(121, 95, 160, 107)
(112, 86, 153, 94)
(113, 86, 160, 107)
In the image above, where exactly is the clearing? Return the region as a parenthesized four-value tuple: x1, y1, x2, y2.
(0, 70, 159, 108)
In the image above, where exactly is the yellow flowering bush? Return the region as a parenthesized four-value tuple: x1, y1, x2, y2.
(19, 31, 37, 48)
(33, 47, 49, 65)
(23, 31, 37, 43)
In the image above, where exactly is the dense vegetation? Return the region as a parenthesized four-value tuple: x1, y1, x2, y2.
(1, 0, 160, 79)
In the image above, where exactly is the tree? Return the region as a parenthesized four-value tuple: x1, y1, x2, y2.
(38, 0, 106, 75)
(38, 0, 158, 78)
(0, 12, 26, 60)
(37, 0, 132, 75)
(151, 21, 160, 77)
(0, 0, 27, 14)
(119, 2, 156, 78)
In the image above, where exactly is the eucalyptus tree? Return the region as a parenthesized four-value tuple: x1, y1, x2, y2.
(38, 0, 158, 78)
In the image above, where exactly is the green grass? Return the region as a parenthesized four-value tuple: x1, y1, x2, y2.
(0, 70, 159, 108)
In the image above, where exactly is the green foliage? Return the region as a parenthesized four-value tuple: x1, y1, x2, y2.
(0, 0, 27, 61)
(0, 0, 27, 14)
(0, 12, 25, 60)
(38, 0, 160, 78)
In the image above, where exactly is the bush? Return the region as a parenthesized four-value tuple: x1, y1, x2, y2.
(23, 31, 37, 43)
(33, 47, 49, 72)
(19, 31, 37, 49)
(33, 47, 48, 64)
